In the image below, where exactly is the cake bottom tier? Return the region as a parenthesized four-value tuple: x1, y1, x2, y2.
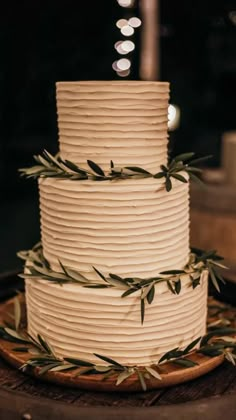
(25, 273, 208, 366)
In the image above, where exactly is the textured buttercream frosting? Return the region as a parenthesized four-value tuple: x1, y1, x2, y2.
(39, 176, 190, 279)
(56, 81, 169, 172)
(24, 81, 208, 366)
(25, 272, 208, 365)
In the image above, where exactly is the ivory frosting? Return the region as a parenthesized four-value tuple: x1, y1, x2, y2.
(24, 81, 208, 366)
(39, 176, 190, 279)
(25, 272, 208, 366)
(56, 81, 169, 172)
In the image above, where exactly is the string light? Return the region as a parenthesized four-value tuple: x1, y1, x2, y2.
(117, 0, 135, 8)
(116, 19, 128, 29)
(114, 40, 135, 55)
(114, 40, 123, 49)
(121, 40, 135, 52)
(117, 58, 131, 71)
(128, 17, 142, 28)
(114, 0, 138, 77)
(120, 25, 134, 36)
(115, 41, 127, 55)
(117, 69, 131, 77)
(116, 43, 128, 55)
(112, 61, 120, 72)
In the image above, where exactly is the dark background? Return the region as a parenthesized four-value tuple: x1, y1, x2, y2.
(1, 0, 236, 271)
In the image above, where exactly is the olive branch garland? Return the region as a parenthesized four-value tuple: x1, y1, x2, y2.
(18, 243, 227, 324)
(19, 150, 211, 191)
(0, 297, 236, 391)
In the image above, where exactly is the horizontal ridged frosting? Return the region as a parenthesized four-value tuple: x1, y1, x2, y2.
(24, 80, 209, 368)
(56, 81, 169, 172)
(25, 272, 208, 365)
(39, 176, 190, 279)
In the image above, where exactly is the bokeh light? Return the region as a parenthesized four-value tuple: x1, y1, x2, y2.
(114, 1, 136, 77)
(116, 44, 127, 55)
(128, 17, 142, 28)
(116, 19, 128, 29)
(168, 104, 181, 131)
(117, 0, 135, 8)
(229, 11, 236, 25)
(115, 40, 135, 55)
(117, 58, 131, 71)
(121, 40, 135, 52)
(120, 25, 134, 36)
(112, 61, 120, 72)
(114, 40, 123, 49)
(117, 69, 131, 77)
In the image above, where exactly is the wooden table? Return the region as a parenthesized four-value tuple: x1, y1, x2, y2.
(0, 272, 236, 420)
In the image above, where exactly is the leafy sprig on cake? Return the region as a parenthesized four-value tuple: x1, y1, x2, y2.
(19, 150, 211, 191)
(0, 296, 236, 391)
(154, 153, 211, 191)
(18, 243, 227, 324)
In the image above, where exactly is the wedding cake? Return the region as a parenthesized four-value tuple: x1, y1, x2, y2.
(24, 81, 208, 367)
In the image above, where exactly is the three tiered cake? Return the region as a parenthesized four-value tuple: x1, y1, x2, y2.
(24, 81, 208, 366)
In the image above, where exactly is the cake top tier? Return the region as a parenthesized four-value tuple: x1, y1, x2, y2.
(56, 81, 170, 172)
(56, 80, 169, 89)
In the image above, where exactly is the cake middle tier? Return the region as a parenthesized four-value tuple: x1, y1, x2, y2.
(39, 177, 190, 279)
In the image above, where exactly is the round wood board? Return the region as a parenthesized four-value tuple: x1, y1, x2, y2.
(0, 298, 226, 392)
